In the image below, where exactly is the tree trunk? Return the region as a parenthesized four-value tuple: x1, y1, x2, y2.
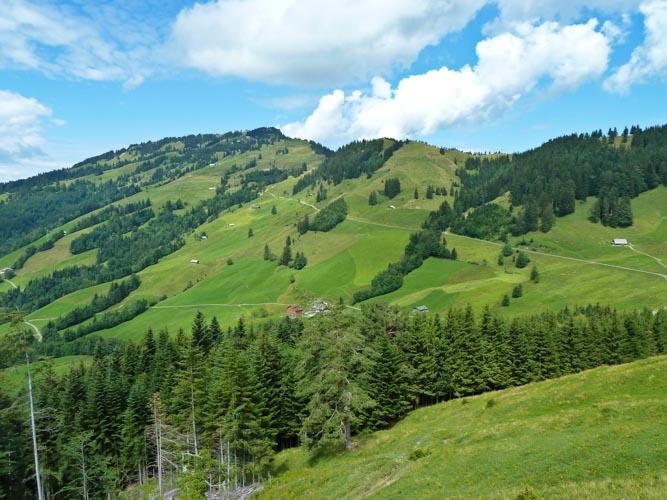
(27, 354, 44, 500)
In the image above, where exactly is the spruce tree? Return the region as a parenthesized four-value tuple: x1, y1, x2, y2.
(502, 243, 513, 257)
(209, 316, 222, 346)
(530, 265, 540, 283)
(297, 309, 373, 451)
(279, 241, 292, 266)
(515, 251, 530, 268)
(191, 311, 211, 355)
(366, 333, 412, 429)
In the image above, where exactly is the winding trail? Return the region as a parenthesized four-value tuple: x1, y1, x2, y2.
(628, 244, 667, 270)
(441, 230, 667, 282)
(153, 302, 290, 309)
(152, 302, 361, 312)
(23, 320, 42, 342)
(4, 278, 17, 289)
(340, 214, 667, 282)
(263, 191, 666, 285)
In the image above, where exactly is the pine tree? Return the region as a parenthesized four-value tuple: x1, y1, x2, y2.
(191, 311, 211, 355)
(540, 204, 555, 232)
(368, 190, 378, 206)
(248, 228, 254, 238)
(279, 240, 292, 266)
(171, 338, 206, 458)
(616, 197, 633, 227)
(512, 284, 523, 298)
(119, 377, 150, 483)
(297, 309, 373, 451)
(414, 188, 419, 199)
(502, 243, 513, 257)
(271, 205, 277, 215)
(366, 333, 412, 429)
(530, 265, 540, 283)
(515, 251, 530, 268)
(292, 251, 307, 270)
(297, 214, 309, 234)
(209, 316, 222, 346)
(501, 294, 510, 307)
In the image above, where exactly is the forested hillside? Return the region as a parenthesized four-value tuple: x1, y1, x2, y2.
(454, 125, 667, 238)
(1, 304, 664, 498)
(0, 124, 665, 498)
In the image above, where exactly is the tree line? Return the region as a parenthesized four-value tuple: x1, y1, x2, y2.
(292, 139, 403, 194)
(1, 303, 664, 498)
(354, 200, 458, 303)
(453, 125, 667, 237)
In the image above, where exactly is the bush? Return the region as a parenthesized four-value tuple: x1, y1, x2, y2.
(485, 398, 497, 409)
(408, 447, 430, 461)
(515, 251, 530, 268)
(309, 198, 348, 232)
(515, 487, 542, 500)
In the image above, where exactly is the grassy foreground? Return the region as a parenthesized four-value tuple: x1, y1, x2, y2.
(260, 356, 667, 499)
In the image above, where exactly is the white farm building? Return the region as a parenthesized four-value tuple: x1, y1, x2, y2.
(612, 238, 629, 246)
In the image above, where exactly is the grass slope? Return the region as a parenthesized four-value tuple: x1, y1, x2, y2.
(2, 141, 665, 340)
(261, 355, 667, 499)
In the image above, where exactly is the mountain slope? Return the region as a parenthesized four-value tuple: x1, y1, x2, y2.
(0, 130, 665, 344)
(260, 355, 667, 499)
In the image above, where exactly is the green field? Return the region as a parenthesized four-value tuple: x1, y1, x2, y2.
(0, 355, 91, 395)
(2, 141, 665, 342)
(260, 355, 667, 499)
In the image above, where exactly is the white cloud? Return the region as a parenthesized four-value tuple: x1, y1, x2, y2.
(0, 0, 156, 87)
(604, 0, 667, 92)
(283, 20, 610, 144)
(0, 90, 52, 158)
(169, 0, 486, 85)
(492, 0, 642, 25)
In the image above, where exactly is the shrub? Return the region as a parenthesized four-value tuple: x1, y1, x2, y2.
(515, 251, 531, 268)
(408, 447, 430, 461)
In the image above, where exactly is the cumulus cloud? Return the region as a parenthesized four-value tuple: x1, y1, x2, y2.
(0, 90, 52, 158)
(283, 20, 611, 144)
(169, 0, 485, 85)
(0, 90, 65, 180)
(604, 0, 667, 92)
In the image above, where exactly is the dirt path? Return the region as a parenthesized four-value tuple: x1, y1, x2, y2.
(332, 214, 667, 282)
(153, 302, 291, 309)
(4, 278, 17, 289)
(441, 230, 667, 282)
(152, 302, 361, 311)
(628, 244, 667, 270)
(23, 320, 42, 342)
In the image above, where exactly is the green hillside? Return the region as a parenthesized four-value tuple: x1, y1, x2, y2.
(2, 137, 664, 344)
(261, 355, 667, 499)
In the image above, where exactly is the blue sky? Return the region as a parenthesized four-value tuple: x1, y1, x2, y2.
(1, 0, 667, 181)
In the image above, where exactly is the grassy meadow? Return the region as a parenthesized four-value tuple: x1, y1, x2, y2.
(260, 355, 667, 499)
(2, 141, 665, 342)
